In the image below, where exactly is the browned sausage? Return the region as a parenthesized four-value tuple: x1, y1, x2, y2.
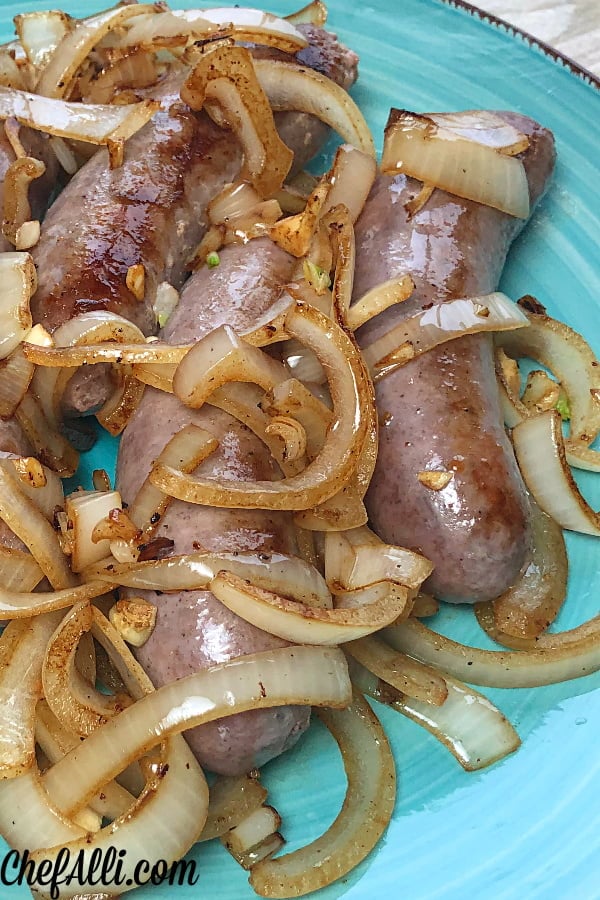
(353, 112, 556, 603)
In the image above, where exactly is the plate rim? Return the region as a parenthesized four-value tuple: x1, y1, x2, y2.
(439, 0, 600, 92)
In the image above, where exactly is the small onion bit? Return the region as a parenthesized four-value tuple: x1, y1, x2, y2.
(363, 292, 529, 382)
(347, 657, 520, 772)
(222, 804, 283, 870)
(2, 156, 45, 250)
(512, 408, 600, 537)
(151, 301, 372, 511)
(284, 0, 328, 26)
(381, 108, 530, 219)
(250, 690, 395, 898)
(181, 45, 293, 198)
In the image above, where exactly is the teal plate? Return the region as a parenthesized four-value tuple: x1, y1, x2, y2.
(1, 1, 600, 898)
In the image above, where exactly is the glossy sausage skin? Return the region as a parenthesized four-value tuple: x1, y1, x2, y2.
(31, 27, 358, 415)
(117, 238, 307, 775)
(354, 112, 556, 603)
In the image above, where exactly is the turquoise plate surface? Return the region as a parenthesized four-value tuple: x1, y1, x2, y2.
(1, 1, 600, 898)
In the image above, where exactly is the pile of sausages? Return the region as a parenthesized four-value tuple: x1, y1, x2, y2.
(0, 18, 555, 775)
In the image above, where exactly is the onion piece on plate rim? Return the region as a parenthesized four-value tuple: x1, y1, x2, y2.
(150, 301, 371, 511)
(362, 292, 529, 382)
(347, 656, 520, 771)
(512, 408, 600, 536)
(381, 108, 530, 218)
(250, 690, 395, 899)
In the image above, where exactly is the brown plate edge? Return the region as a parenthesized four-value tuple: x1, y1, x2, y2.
(440, 0, 600, 92)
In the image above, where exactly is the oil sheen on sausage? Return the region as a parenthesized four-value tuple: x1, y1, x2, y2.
(31, 26, 358, 416)
(117, 238, 307, 775)
(353, 111, 556, 603)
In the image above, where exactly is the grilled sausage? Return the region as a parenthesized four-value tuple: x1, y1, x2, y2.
(116, 238, 304, 775)
(353, 112, 556, 603)
(31, 27, 358, 416)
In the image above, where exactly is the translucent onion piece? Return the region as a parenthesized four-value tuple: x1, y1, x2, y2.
(0, 252, 35, 360)
(261, 378, 331, 461)
(2, 156, 45, 248)
(35, 4, 158, 98)
(0, 579, 109, 620)
(15, 391, 78, 477)
(0, 545, 43, 592)
(325, 526, 434, 592)
(346, 275, 415, 332)
(109, 7, 307, 54)
(66, 489, 122, 573)
(385, 616, 600, 688)
(345, 635, 448, 706)
(381, 109, 530, 218)
(0, 85, 159, 151)
(181, 46, 293, 198)
(496, 303, 600, 446)
(15, 11, 72, 70)
(0, 768, 84, 851)
(250, 690, 394, 898)
(173, 324, 289, 410)
(82, 49, 159, 105)
(0, 611, 62, 778)
(512, 409, 600, 536)
(223, 804, 281, 857)
(210, 570, 408, 644)
(427, 110, 530, 154)
(129, 424, 218, 538)
(42, 646, 350, 817)
(254, 58, 375, 157)
(151, 301, 371, 510)
(411, 593, 440, 618)
(363, 292, 529, 381)
(522, 369, 560, 413)
(199, 775, 267, 842)
(209, 180, 261, 225)
(85, 550, 332, 609)
(0, 51, 26, 91)
(485, 503, 567, 640)
(35, 700, 135, 822)
(320, 145, 377, 224)
(0, 455, 62, 522)
(23, 340, 190, 368)
(0, 346, 34, 417)
(348, 657, 520, 771)
(285, 0, 328, 25)
(0, 464, 75, 588)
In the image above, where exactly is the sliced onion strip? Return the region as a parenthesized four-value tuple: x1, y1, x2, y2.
(325, 526, 433, 593)
(250, 690, 394, 898)
(0, 252, 35, 360)
(363, 292, 529, 381)
(0, 545, 43, 592)
(151, 301, 371, 511)
(345, 635, 448, 706)
(347, 276, 415, 332)
(253, 58, 375, 157)
(14, 11, 72, 71)
(15, 391, 78, 477)
(199, 774, 268, 842)
(348, 657, 520, 771)
(285, 1, 328, 26)
(512, 409, 600, 536)
(2, 156, 45, 249)
(0, 346, 34, 417)
(381, 109, 530, 218)
(385, 616, 600, 687)
(209, 569, 407, 644)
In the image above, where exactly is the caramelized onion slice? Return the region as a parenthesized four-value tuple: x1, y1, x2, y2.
(151, 301, 371, 511)
(0, 580, 108, 621)
(348, 657, 520, 771)
(385, 616, 600, 687)
(200, 774, 268, 842)
(325, 526, 433, 592)
(85, 550, 332, 609)
(250, 690, 394, 898)
(496, 302, 600, 448)
(513, 409, 600, 536)
(363, 292, 529, 382)
(253, 57, 375, 156)
(345, 635, 448, 706)
(15, 11, 72, 70)
(0, 86, 159, 150)
(0, 346, 34, 418)
(181, 45, 293, 197)
(2, 156, 45, 249)
(0, 546, 43, 592)
(35, 3, 158, 98)
(0, 612, 62, 778)
(210, 570, 407, 644)
(285, 0, 328, 25)
(0, 252, 35, 360)
(382, 109, 530, 218)
(42, 646, 350, 818)
(347, 276, 415, 332)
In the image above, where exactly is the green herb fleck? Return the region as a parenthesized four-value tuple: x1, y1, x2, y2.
(303, 259, 331, 295)
(206, 251, 220, 268)
(556, 394, 571, 422)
